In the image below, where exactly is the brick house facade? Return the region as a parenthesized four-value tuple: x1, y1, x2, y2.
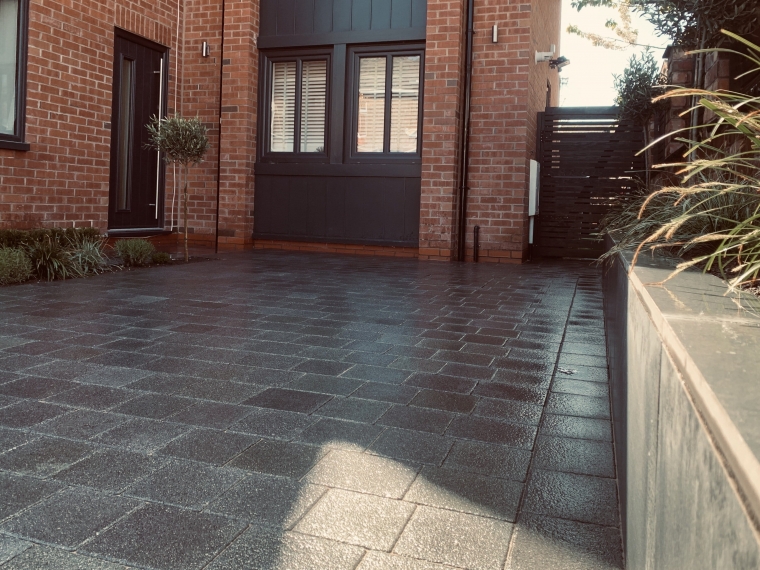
(0, 0, 561, 262)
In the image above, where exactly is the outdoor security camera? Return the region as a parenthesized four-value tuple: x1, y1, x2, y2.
(550, 56, 570, 71)
(535, 45, 556, 64)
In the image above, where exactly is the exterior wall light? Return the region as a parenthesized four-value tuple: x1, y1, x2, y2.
(202, 41, 210, 57)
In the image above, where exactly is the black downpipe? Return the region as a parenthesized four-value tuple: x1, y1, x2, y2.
(473, 225, 480, 262)
(214, 0, 227, 255)
(455, 0, 475, 262)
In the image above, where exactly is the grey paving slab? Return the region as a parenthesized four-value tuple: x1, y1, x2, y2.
(315, 396, 391, 423)
(0, 401, 70, 429)
(533, 436, 615, 478)
(53, 448, 165, 493)
(168, 401, 252, 429)
(124, 460, 245, 509)
(0, 545, 127, 569)
(228, 439, 326, 478)
(92, 418, 190, 453)
(369, 427, 453, 466)
(506, 514, 623, 570)
(45, 384, 138, 411)
(540, 413, 612, 442)
(229, 407, 316, 439)
(83, 503, 246, 570)
(0, 473, 62, 520)
(205, 525, 365, 570)
(357, 551, 453, 570)
(208, 472, 327, 528)
(295, 417, 384, 449)
(303, 448, 419, 498)
(157, 428, 258, 465)
(394, 506, 514, 570)
(0, 428, 33, 455)
(0, 535, 31, 565)
(443, 440, 532, 482)
(405, 465, 523, 521)
(287, 373, 364, 395)
(376, 405, 453, 434)
(32, 409, 129, 440)
(0, 437, 93, 477)
(1, 488, 138, 548)
(295, 488, 415, 550)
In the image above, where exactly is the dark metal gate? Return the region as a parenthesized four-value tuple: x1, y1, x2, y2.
(535, 106, 645, 258)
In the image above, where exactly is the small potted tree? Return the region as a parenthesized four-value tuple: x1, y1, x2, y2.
(146, 115, 210, 262)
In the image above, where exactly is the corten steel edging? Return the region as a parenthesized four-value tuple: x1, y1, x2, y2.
(621, 252, 760, 537)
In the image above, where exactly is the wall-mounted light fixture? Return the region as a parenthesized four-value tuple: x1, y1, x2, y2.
(201, 41, 210, 58)
(492, 24, 498, 43)
(549, 56, 570, 71)
(535, 45, 556, 63)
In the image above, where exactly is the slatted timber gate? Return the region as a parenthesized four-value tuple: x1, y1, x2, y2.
(535, 106, 646, 258)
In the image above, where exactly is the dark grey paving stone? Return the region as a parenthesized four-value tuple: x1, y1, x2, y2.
(461, 333, 511, 346)
(124, 460, 245, 509)
(376, 405, 453, 434)
(0, 544, 126, 569)
(315, 396, 391, 423)
(557, 354, 607, 369)
(431, 349, 494, 367)
(409, 389, 478, 414)
(561, 342, 607, 356)
(0, 394, 18, 409)
(0, 437, 92, 477)
(157, 429, 257, 465)
(439, 362, 495, 381)
(205, 524, 364, 570)
(472, 383, 547, 406)
(0, 377, 77, 399)
(92, 418, 190, 453)
(352, 381, 419, 404)
(0, 428, 33, 455)
(342, 351, 398, 366)
(404, 372, 477, 394)
(4, 341, 63, 356)
(46, 385, 137, 411)
(0, 473, 62, 520)
(558, 365, 608, 383)
(292, 359, 352, 376)
(0, 354, 53, 373)
(111, 393, 195, 419)
(228, 439, 326, 478)
(295, 488, 415, 550)
(473, 398, 543, 426)
(221, 366, 303, 386)
(493, 358, 555, 376)
(546, 393, 610, 420)
(388, 356, 444, 373)
(287, 373, 364, 395)
(178, 379, 262, 404)
(0, 534, 31, 565)
(369, 428, 453, 465)
(386, 345, 437, 359)
(32, 410, 128, 440)
(75, 365, 152, 388)
(340, 364, 411, 385)
(208, 472, 327, 528)
(21, 360, 97, 381)
(405, 465, 523, 521)
(53, 448, 165, 493)
(534, 436, 615, 478)
(490, 369, 552, 390)
(83, 503, 247, 570)
(446, 416, 537, 449)
(356, 551, 454, 570)
(343, 340, 392, 353)
(0, 401, 70, 428)
(169, 401, 252, 429)
(124, 373, 195, 394)
(230, 408, 315, 439)
(296, 417, 384, 449)
(85, 350, 157, 368)
(553, 378, 609, 398)
(394, 506, 514, 570)
(242, 388, 332, 414)
(541, 414, 612, 442)
(507, 513, 623, 570)
(443, 440, 532, 482)
(1, 488, 138, 548)
(522, 469, 619, 527)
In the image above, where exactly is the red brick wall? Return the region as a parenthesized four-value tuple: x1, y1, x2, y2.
(0, 0, 183, 230)
(419, 0, 560, 263)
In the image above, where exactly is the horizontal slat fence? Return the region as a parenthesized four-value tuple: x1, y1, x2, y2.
(535, 107, 645, 258)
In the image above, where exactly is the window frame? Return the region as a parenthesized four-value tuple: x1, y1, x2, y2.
(0, 0, 30, 151)
(347, 43, 425, 164)
(259, 49, 332, 163)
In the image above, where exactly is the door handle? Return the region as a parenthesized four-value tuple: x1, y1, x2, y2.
(154, 58, 164, 219)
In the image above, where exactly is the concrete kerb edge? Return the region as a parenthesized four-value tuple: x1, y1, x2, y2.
(620, 252, 760, 540)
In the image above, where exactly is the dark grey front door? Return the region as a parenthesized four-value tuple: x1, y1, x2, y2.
(108, 30, 168, 230)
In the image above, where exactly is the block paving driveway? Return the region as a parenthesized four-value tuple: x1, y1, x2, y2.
(0, 251, 622, 569)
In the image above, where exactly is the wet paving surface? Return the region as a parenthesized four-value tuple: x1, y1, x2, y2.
(0, 251, 623, 569)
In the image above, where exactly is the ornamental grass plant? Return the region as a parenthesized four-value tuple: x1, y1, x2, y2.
(602, 32, 760, 292)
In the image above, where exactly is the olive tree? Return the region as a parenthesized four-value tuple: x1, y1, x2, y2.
(146, 115, 209, 262)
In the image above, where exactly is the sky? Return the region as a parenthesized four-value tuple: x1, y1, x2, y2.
(558, 0, 667, 107)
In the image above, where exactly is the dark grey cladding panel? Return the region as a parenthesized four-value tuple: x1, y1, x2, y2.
(259, 0, 427, 39)
(254, 175, 421, 246)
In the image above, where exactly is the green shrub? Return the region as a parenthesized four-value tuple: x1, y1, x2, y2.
(0, 227, 102, 249)
(114, 239, 155, 267)
(24, 236, 77, 281)
(151, 251, 172, 265)
(69, 235, 109, 275)
(0, 248, 33, 285)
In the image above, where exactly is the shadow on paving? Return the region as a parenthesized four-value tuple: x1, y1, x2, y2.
(0, 250, 623, 570)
